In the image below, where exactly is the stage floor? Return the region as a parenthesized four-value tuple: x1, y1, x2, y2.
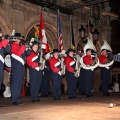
(0, 93, 120, 120)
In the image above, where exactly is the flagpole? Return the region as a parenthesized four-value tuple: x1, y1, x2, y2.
(70, 15, 72, 48)
(57, 9, 59, 50)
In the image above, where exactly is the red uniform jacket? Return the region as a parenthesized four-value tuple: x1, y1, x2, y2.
(10, 42, 26, 56)
(0, 39, 9, 48)
(49, 57, 60, 73)
(26, 51, 39, 68)
(99, 55, 108, 64)
(83, 55, 94, 66)
(0, 42, 3, 48)
(64, 56, 75, 73)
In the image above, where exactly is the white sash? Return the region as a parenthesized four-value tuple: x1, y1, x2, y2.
(11, 54, 25, 65)
(55, 62, 60, 67)
(32, 56, 38, 62)
(32, 56, 40, 71)
(0, 55, 4, 63)
(70, 61, 75, 66)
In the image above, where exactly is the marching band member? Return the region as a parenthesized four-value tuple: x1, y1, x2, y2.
(99, 40, 114, 96)
(41, 52, 51, 97)
(26, 41, 42, 102)
(10, 33, 26, 105)
(80, 38, 99, 98)
(0, 37, 9, 90)
(64, 48, 77, 99)
(83, 49, 95, 97)
(49, 49, 62, 100)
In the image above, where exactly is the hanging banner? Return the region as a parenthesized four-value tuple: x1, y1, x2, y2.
(89, 4, 102, 26)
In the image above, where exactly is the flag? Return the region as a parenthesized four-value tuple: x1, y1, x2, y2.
(58, 10, 64, 50)
(88, 21, 93, 42)
(71, 18, 75, 50)
(34, 26, 39, 43)
(39, 11, 50, 52)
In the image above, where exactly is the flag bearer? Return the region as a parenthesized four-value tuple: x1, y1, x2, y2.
(26, 41, 42, 102)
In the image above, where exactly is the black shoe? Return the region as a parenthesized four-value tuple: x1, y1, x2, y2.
(103, 93, 110, 97)
(32, 99, 40, 102)
(12, 101, 23, 105)
(32, 100, 36, 102)
(41, 95, 48, 97)
(69, 97, 73, 99)
(37, 99, 40, 102)
(106, 93, 110, 96)
(87, 94, 93, 98)
(54, 98, 61, 100)
(80, 93, 85, 95)
(73, 96, 77, 98)
(69, 96, 77, 99)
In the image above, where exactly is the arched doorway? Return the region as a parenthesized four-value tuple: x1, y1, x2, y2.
(26, 25, 57, 50)
(0, 16, 11, 35)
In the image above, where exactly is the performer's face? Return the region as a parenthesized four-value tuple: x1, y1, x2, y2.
(69, 51, 74, 57)
(32, 44, 38, 52)
(54, 52, 59, 58)
(87, 50, 92, 55)
(16, 39, 21, 44)
(102, 50, 107, 55)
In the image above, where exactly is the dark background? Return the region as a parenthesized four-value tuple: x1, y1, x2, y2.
(109, 0, 120, 67)
(109, 0, 120, 54)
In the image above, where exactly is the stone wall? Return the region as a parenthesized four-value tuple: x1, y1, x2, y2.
(0, 0, 117, 91)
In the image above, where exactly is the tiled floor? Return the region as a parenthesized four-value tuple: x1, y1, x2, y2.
(0, 93, 120, 120)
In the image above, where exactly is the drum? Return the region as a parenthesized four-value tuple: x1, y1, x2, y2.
(5, 54, 11, 68)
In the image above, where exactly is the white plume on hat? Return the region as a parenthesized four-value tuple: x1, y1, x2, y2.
(84, 37, 96, 55)
(11, 29, 15, 36)
(101, 40, 112, 52)
(29, 37, 35, 46)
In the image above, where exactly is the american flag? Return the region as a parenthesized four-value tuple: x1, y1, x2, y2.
(58, 11, 64, 50)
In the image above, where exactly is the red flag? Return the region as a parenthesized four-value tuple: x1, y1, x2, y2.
(39, 11, 50, 53)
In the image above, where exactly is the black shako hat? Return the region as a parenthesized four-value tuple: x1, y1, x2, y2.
(86, 49, 96, 54)
(31, 41, 39, 47)
(14, 33, 22, 37)
(52, 49, 61, 54)
(66, 48, 75, 54)
(86, 49, 92, 52)
(14, 33, 23, 40)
